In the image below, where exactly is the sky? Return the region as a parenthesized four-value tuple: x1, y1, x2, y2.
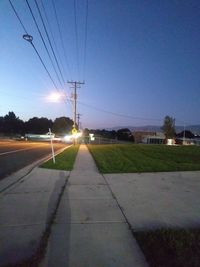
(0, 0, 200, 129)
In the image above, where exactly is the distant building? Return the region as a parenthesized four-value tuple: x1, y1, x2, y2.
(175, 130, 200, 145)
(176, 138, 195, 145)
(133, 131, 165, 144)
(133, 131, 156, 143)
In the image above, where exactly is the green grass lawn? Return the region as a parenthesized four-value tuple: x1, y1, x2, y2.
(40, 145, 79, 171)
(88, 144, 200, 173)
(134, 228, 200, 267)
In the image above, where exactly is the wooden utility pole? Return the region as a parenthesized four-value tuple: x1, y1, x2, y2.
(77, 113, 82, 130)
(67, 81, 84, 131)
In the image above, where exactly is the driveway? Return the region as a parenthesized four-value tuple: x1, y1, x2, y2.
(104, 171, 200, 230)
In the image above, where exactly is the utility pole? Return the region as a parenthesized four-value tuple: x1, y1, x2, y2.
(77, 113, 82, 130)
(67, 81, 84, 132)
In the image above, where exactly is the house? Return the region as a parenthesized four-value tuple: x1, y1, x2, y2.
(133, 131, 165, 144)
(142, 132, 165, 144)
(133, 131, 156, 143)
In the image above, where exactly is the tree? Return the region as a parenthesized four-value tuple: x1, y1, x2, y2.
(25, 117, 53, 134)
(161, 116, 175, 139)
(91, 129, 117, 139)
(3, 111, 25, 135)
(52, 117, 74, 135)
(0, 116, 4, 134)
(117, 128, 134, 142)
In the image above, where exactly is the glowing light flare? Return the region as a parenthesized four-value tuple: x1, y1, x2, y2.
(72, 132, 82, 139)
(63, 132, 82, 142)
(63, 135, 73, 142)
(46, 92, 64, 102)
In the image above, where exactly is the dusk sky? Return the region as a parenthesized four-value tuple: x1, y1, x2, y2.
(0, 0, 200, 129)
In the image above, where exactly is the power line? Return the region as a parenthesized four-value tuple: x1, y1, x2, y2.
(77, 101, 164, 122)
(8, 0, 28, 34)
(39, 0, 67, 81)
(30, 40, 60, 90)
(40, 0, 73, 110)
(25, 0, 62, 89)
(73, 0, 80, 79)
(78, 101, 196, 125)
(9, 0, 74, 121)
(34, 0, 66, 86)
(51, 0, 72, 78)
(9, 0, 60, 91)
(82, 0, 88, 80)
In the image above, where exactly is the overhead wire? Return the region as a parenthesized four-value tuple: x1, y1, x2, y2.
(50, 0, 74, 109)
(8, 0, 28, 33)
(9, 0, 60, 91)
(29, 40, 60, 91)
(7, 2, 187, 126)
(39, 0, 73, 109)
(77, 101, 164, 122)
(25, 0, 63, 89)
(82, 0, 88, 81)
(39, 0, 67, 81)
(38, 0, 72, 109)
(51, 0, 72, 78)
(9, 0, 72, 119)
(34, 0, 66, 86)
(73, 0, 80, 79)
(78, 101, 196, 126)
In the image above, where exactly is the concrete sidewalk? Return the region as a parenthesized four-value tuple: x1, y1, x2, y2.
(105, 171, 200, 230)
(1, 143, 200, 266)
(0, 167, 70, 266)
(41, 145, 148, 267)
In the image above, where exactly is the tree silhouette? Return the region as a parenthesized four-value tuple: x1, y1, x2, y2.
(25, 117, 53, 134)
(52, 117, 74, 134)
(117, 128, 134, 142)
(3, 112, 25, 135)
(161, 116, 175, 139)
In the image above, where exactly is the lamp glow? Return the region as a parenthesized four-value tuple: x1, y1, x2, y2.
(47, 92, 63, 102)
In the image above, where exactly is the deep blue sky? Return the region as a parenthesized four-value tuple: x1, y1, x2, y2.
(0, 0, 200, 129)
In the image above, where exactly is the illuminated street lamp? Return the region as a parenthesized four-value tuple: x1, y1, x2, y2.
(23, 34, 33, 43)
(46, 92, 63, 102)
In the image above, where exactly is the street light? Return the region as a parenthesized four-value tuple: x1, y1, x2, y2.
(23, 34, 33, 43)
(46, 92, 64, 102)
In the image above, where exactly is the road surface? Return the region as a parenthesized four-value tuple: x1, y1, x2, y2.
(0, 140, 70, 180)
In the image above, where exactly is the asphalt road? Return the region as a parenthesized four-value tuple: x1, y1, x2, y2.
(0, 140, 70, 180)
